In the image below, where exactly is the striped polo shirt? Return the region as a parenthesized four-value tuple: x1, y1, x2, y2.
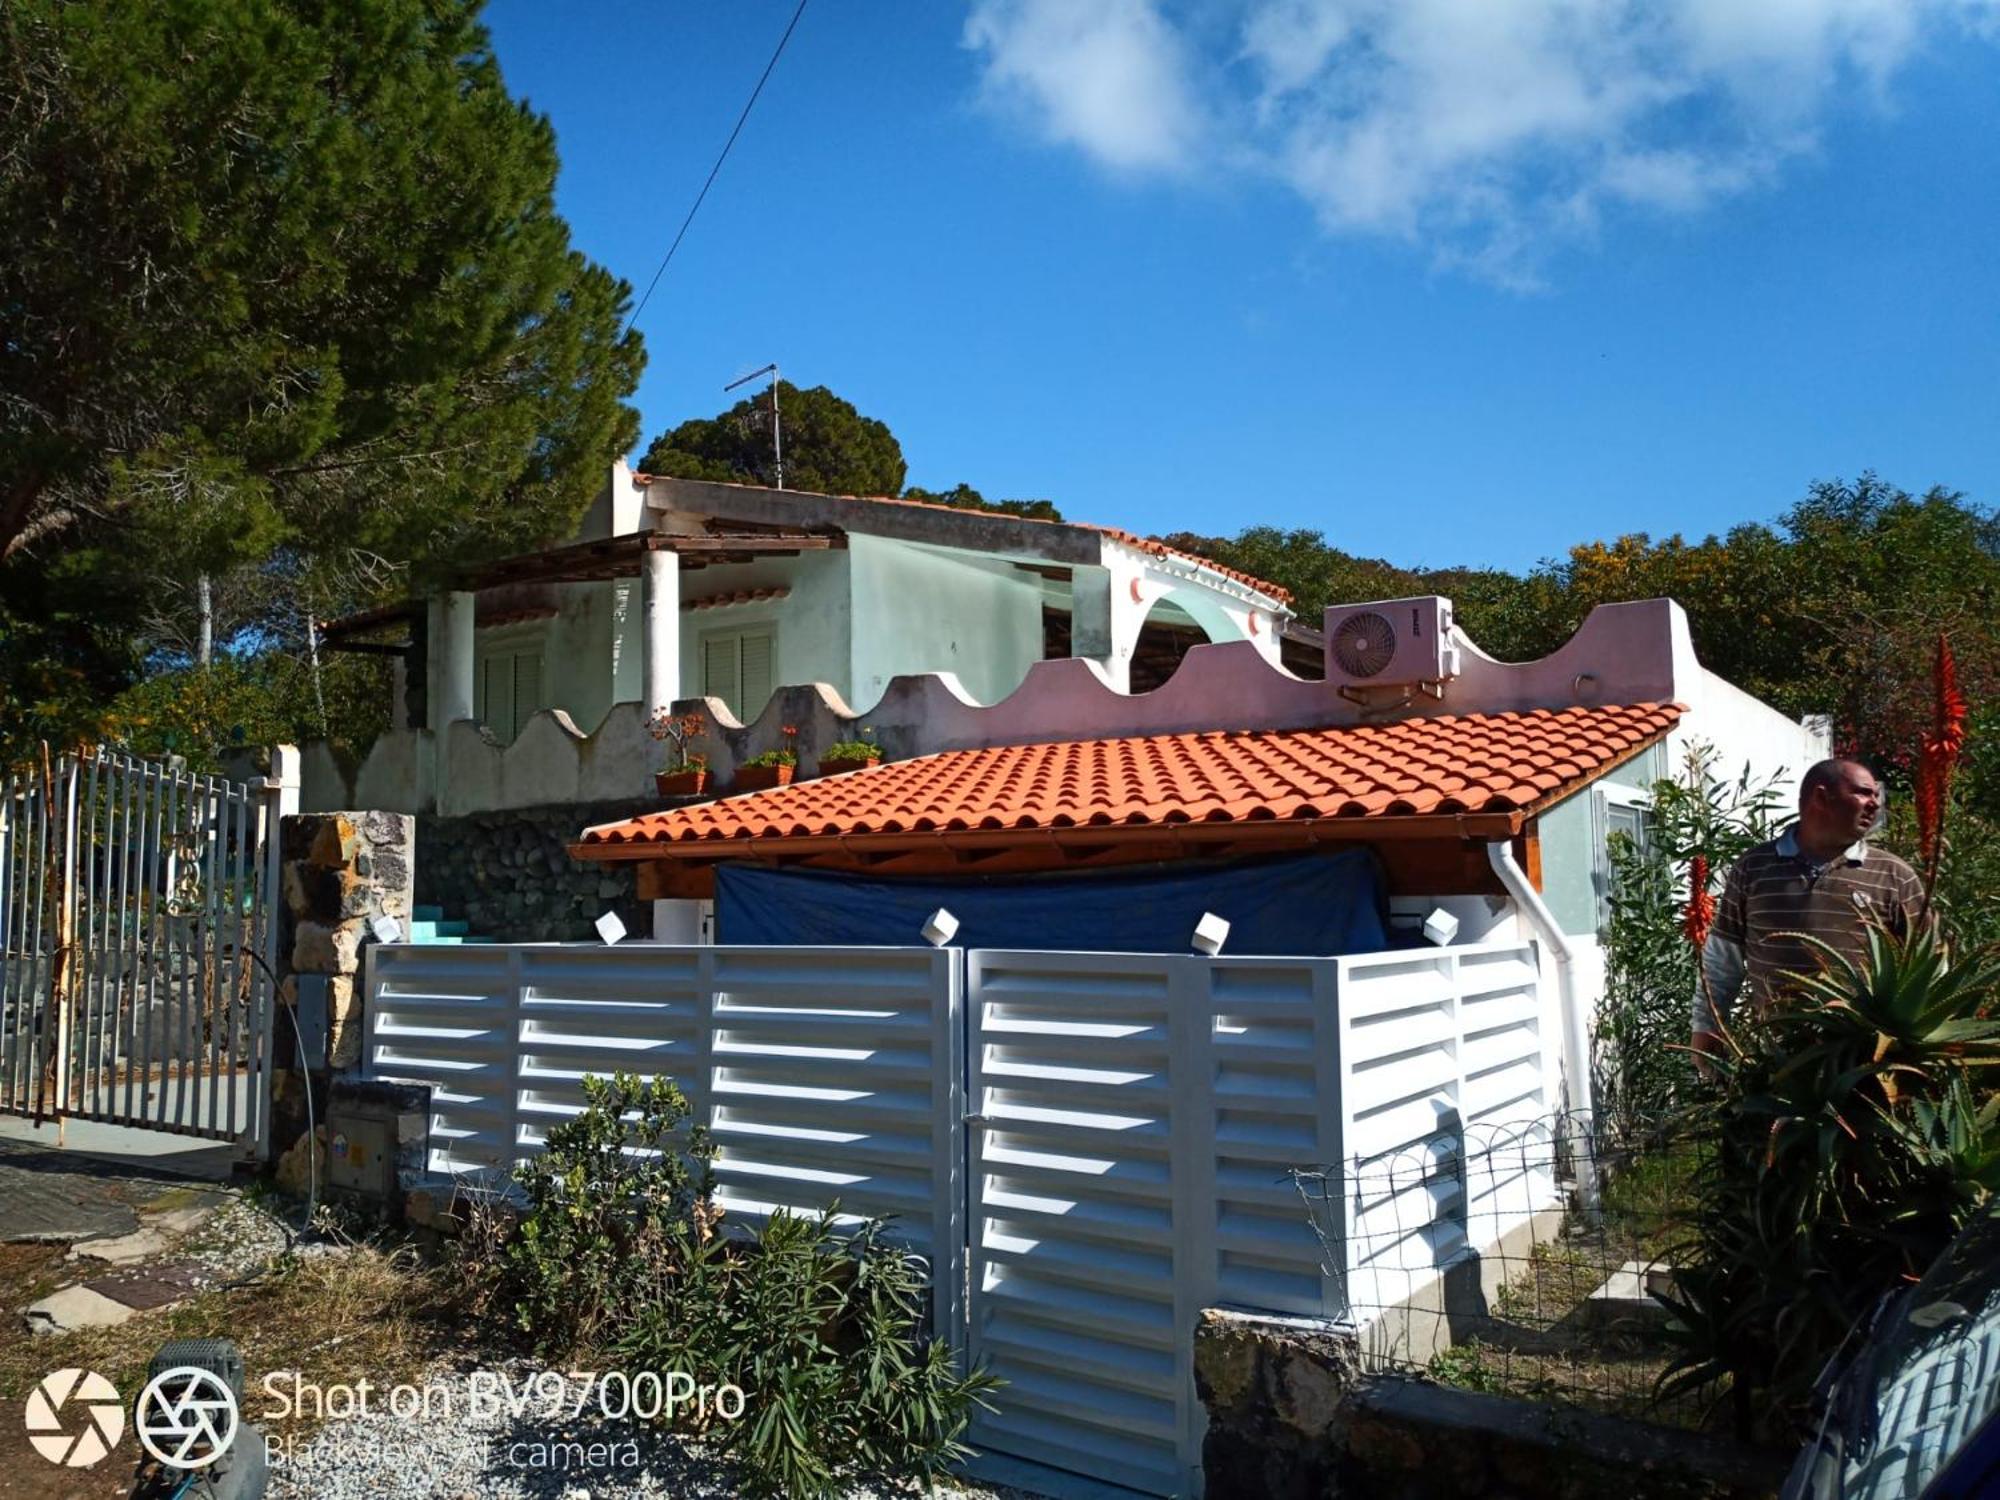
(1710, 826, 1925, 1012)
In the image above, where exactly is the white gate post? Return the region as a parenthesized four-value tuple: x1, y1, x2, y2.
(254, 746, 301, 1159)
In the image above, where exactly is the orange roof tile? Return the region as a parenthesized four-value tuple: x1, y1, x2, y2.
(1083, 526, 1293, 605)
(577, 702, 1683, 855)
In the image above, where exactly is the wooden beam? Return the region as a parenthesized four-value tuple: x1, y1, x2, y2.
(457, 532, 835, 590)
(570, 808, 1525, 869)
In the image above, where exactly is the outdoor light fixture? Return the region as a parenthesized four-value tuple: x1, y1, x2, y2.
(922, 908, 960, 947)
(1191, 912, 1230, 956)
(1423, 908, 1461, 947)
(369, 914, 403, 945)
(595, 910, 628, 945)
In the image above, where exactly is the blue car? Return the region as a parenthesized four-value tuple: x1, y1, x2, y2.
(1782, 1206, 2000, 1498)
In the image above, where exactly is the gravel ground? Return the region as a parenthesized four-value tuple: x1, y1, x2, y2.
(180, 1190, 299, 1277)
(261, 1358, 1031, 1500)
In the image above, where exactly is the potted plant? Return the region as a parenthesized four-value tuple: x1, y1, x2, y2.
(817, 725, 882, 776)
(651, 709, 710, 796)
(734, 725, 798, 791)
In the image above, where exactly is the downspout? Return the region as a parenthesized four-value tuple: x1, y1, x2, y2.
(1485, 839, 1600, 1210)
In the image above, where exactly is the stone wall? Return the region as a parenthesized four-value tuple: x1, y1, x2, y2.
(416, 799, 652, 942)
(271, 811, 415, 1191)
(1194, 1309, 1786, 1500)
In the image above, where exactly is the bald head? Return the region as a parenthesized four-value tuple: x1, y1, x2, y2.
(1797, 758, 1882, 858)
(1800, 759, 1873, 807)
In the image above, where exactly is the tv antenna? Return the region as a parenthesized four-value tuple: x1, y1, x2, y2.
(725, 362, 783, 489)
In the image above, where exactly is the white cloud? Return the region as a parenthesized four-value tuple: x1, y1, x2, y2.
(963, 0, 1992, 280)
(963, 0, 1200, 173)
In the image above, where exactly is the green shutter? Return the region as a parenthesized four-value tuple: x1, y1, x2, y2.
(739, 632, 774, 722)
(512, 654, 543, 741)
(704, 635, 741, 717)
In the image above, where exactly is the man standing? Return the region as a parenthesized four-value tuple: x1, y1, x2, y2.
(1693, 759, 1926, 1074)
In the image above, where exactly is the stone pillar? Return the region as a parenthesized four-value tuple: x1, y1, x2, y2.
(1068, 564, 1116, 676)
(271, 811, 415, 1194)
(427, 590, 476, 729)
(643, 546, 680, 723)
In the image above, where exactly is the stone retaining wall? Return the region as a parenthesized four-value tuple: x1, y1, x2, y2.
(1194, 1308, 1786, 1500)
(415, 800, 653, 942)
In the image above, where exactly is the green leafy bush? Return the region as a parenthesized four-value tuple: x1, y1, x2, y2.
(1657, 928, 2000, 1437)
(504, 1072, 715, 1352)
(617, 1210, 998, 1498)
(486, 1071, 996, 1498)
(1595, 746, 1782, 1137)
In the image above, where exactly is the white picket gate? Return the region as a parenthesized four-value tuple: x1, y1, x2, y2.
(363, 936, 1561, 1499)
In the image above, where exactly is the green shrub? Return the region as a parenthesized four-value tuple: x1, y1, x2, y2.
(618, 1210, 999, 1498)
(489, 1070, 997, 1498)
(1657, 927, 2000, 1438)
(504, 1072, 715, 1352)
(1595, 745, 1782, 1137)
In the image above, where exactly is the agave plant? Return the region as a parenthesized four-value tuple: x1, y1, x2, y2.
(1656, 923, 2000, 1438)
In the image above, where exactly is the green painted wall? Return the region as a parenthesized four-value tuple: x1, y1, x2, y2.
(846, 534, 1046, 708)
(1537, 741, 1668, 937)
(675, 552, 852, 722)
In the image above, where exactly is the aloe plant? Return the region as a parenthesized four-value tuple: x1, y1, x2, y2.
(1657, 924, 2000, 1437)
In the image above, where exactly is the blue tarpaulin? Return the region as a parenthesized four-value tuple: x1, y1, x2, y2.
(714, 849, 1389, 956)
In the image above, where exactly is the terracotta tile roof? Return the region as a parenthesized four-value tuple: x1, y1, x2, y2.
(635, 474, 1293, 607)
(578, 702, 1683, 853)
(1084, 526, 1293, 606)
(683, 586, 791, 611)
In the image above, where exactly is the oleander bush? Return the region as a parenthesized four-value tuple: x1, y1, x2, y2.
(475, 1070, 996, 1499)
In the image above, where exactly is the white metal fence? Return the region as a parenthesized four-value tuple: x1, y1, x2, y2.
(363, 936, 1555, 1499)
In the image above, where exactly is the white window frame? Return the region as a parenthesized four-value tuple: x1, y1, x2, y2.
(1593, 780, 1656, 928)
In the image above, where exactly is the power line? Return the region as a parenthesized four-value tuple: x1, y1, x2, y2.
(624, 0, 813, 334)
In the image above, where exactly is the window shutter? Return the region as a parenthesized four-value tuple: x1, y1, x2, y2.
(483, 656, 513, 741)
(739, 633, 774, 722)
(704, 635, 740, 716)
(512, 654, 543, 741)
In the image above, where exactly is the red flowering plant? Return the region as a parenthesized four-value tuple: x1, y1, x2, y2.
(648, 708, 708, 773)
(745, 722, 798, 769)
(1914, 634, 1969, 910)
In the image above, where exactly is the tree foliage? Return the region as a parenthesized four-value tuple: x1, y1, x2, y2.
(640, 382, 906, 498)
(0, 0, 643, 758)
(640, 385, 1065, 518)
(1170, 474, 2000, 772)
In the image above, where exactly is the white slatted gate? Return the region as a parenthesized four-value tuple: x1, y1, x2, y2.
(365, 938, 1556, 1500)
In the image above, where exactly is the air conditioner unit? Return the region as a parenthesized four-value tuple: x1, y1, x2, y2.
(1323, 596, 1460, 689)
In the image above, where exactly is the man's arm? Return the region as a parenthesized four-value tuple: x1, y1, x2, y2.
(1695, 933, 1745, 1034)
(1693, 860, 1749, 1075)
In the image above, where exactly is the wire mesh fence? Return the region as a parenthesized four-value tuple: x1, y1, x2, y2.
(1292, 1110, 1716, 1428)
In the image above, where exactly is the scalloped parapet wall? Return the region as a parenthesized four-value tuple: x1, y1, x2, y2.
(298, 597, 1827, 816)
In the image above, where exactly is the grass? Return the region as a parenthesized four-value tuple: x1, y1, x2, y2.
(0, 1217, 464, 1449)
(1421, 1135, 1716, 1429)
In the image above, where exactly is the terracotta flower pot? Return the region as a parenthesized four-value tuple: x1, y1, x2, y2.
(655, 768, 709, 796)
(816, 754, 882, 777)
(733, 762, 795, 791)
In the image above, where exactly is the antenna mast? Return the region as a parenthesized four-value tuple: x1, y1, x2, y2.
(724, 362, 783, 489)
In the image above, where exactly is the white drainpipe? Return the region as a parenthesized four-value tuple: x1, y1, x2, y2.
(1485, 840, 1600, 1209)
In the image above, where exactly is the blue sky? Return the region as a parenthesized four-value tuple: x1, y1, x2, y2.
(483, 1, 2000, 573)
